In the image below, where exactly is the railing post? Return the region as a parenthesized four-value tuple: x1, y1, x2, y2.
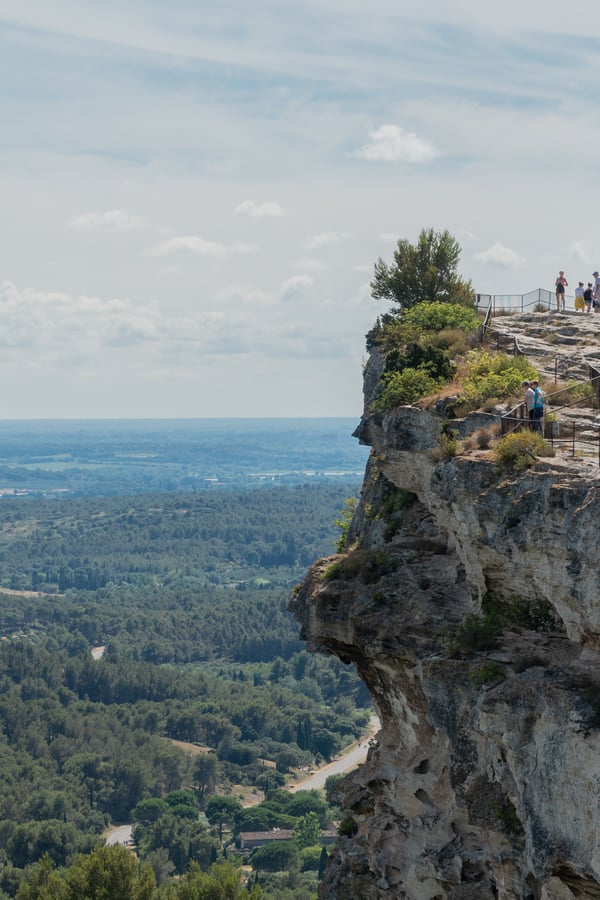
(555, 357, 558, 384)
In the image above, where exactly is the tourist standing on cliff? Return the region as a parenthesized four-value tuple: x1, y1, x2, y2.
(555, 271, 568, 311)
(584, 282, 594, 314)
(593, 272, 600, 313)
(522, 380, 535, 428)
(531, 380, 545, 434)
(575, 282, 585, 312)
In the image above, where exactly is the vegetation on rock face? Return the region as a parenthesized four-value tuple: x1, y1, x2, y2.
(468, 660, 505, 685)
(323, 549, 394, 585)
(493, 431, 553, 471)
(364, 229, 548, 417)
(370, 228, 473, 310)
(365, 230, 489, 413)
(449, 593, 560, 658)
(334, 498, 357, 552)
(372, 367, 441, 412)
(459, 352, 537, 410)
(400, 300, 481, 334)
(429, 433, 459, 462)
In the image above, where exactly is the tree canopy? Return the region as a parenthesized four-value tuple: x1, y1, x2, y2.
(370, 227, 473, 311)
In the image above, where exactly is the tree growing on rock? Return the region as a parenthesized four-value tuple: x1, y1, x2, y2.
(370, 227, 473, 311)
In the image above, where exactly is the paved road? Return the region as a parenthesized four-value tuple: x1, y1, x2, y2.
(104, 713, 380, 843)
(289, 714, 380, 792)
(105, 824, 133, 846)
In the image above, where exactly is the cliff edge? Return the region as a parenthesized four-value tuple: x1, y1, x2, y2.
(290, 312, 600, 899)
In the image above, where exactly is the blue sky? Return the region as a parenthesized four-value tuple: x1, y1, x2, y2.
(1, 1, 598, 418)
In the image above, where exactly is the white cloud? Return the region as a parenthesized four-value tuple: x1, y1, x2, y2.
(474, 242, 524, 268)
(68, 209, 147, 230)
(6, 1, 600, 415)
(568, 240, 600, 267)
(233, 200, 286, 217)
(279, 275, 314, 301)
(306, 231, 352, 250)
(217, 285, 274, 305)
(142, 236, 259, 258)
(356, 125, 440, 163)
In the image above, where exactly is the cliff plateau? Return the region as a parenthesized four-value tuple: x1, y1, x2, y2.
(290, 313, 600, 899)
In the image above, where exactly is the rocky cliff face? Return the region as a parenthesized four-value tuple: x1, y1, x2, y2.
(290, 322, 600, 899)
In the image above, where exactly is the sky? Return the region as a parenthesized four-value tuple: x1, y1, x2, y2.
(1, 1, 599, 418)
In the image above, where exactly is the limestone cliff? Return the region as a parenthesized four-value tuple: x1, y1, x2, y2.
(290, 314, 600, 899)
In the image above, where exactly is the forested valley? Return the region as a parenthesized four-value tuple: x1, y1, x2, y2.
(0, 483, 370, 898)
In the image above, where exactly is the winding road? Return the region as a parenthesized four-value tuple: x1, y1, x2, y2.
(104, 713, 380, 846)
(288, 713, 380, 792)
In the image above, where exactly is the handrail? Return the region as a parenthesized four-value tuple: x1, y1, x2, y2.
(501, 402, 527, 436)
(470, 296, 600, 462)
(478, 296, 493, 341)
(501, 374, 600, 444)
(476, 288, 566, 314)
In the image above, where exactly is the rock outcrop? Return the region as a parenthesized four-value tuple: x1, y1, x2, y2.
(290, 312, 600, 899)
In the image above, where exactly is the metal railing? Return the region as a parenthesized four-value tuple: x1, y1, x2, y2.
(500, 370, 600, 464)
(476, 288, 567, 314)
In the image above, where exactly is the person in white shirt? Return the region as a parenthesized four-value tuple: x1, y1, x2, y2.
(522, 380, 535, 428)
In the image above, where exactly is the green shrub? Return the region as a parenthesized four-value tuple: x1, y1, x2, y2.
(334, 498, 357, 552)
(468, 660, 505, 685)
(482, 593, 559, 632)
(428, 327, 471, 355)
(382, 488, 415, 541)
(323, 549, 394, 585)
(449, 614, 501, 655)
(430, 433, 458, 462)
(449, 594, 560, 658)
(366, 301, 480, 354)
(300, 845, 322, 871)
(401, 301, 481, 335)
(493, 431, 549, 470)
(338, 816, 357, 837)
(548, 380, 594, 406)
(460, 351, 537, 407)
(373, 367, 439, 412)
(384, 340, 454, 381)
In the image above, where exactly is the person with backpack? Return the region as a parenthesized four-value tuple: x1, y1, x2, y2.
(531, 380, 544, 433)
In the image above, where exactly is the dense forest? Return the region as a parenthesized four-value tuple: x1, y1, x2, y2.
(0, 484, 370, 898)
(0, 486, 356, 663)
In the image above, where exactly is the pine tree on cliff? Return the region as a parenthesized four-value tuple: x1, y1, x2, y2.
(370, 227, 473, 311)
